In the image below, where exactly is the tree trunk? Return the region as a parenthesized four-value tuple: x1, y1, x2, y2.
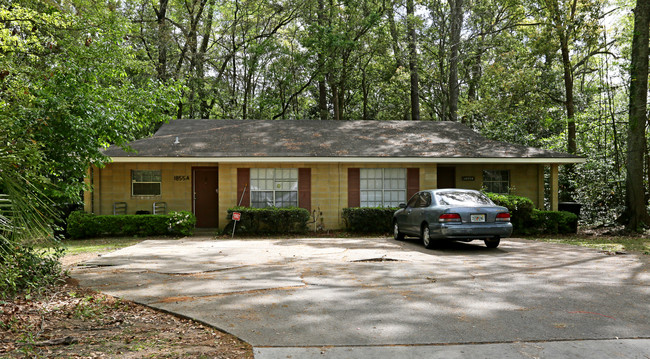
(153, 0, 169, 81)
(559, 35, 576, 154)
(406, 0, 419, 121)
(197, 0, 215, 119)
(448, 0, 463, 122)
(318, 0, 328, 120)
(362, 66, 368, 120)
(388, 0, 403, 69)
(625, 0, 650, 230)
(329, 75, 340, 121)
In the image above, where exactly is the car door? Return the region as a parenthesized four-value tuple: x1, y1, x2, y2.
(401, 193, 421, 235)
(410, 192, 432, 233)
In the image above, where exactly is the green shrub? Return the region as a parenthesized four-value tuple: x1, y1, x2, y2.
(224, 207, 310, 234)
(531, 210, 578, 234)
(66, 211, 197, 239)
(0, 245, 64, 298)
(168, 211, 196, 236)
(485, 193, 578, 235)
(342, 207, 398, 233)
(485, 193, 534, 233)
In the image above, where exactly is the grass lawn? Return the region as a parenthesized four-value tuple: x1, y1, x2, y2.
(528, 235, 650, 255)
(59, 237, 146, 255)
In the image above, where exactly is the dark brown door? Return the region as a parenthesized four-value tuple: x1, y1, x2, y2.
(437, 167, 456, 189)
(193, 167, 219, 228)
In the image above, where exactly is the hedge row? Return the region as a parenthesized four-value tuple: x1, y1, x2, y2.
(486, 193, 578, 235)
(341, 207, 398, 233)
(225, 207, 310, 234)
(341, 194, 578, 235)
(67, 211, 196, 239)
(531, 209, 578, 234)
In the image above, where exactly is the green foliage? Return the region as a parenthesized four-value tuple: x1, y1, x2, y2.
(168, 211, 197, 237)
(485, 193, 577, 235)
(341, 207, 398, 233)
(66, 211, 196, 239)
(485, 192, 534, 233)
(225, 207, 310, 235)
(531, 210, 579, 235)
(0, 246, 64, 299)
(1, 1, 179, 206)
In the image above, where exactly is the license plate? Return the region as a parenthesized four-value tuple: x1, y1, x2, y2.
(471, 214, 486, 222)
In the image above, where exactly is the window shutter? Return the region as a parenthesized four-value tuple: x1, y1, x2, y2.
(348, 168, 360, 207)
(407, 168, 420, 199)
(237, 168, 250, 207)
(298, 168, 311, 212)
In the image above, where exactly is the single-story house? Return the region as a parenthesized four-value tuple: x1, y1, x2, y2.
(84, 119, 585, 229)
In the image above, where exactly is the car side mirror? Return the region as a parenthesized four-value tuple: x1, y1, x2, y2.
(399, 203, 406, 208)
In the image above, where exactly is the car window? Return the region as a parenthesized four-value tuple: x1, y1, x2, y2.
(406, 193, 420, 208)
(435, 191, 493, 206)
(419, 192, 432, 207)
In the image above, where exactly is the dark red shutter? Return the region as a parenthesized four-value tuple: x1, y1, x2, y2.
(237, 168, 250, 207)
(298, 168, 311, 212)
(407, 168, 420, 199)
(348, 168, 360, 207)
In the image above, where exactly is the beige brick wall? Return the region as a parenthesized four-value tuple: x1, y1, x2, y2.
(85, 161, 544, 230)
(87, 162, 215, 216)
(453, 164, 544, 207)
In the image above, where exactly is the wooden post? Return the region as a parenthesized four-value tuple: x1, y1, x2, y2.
(550, 164, 559, 211)
(537, 164, 545, 209)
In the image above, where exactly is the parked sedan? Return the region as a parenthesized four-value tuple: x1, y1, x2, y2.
(393, 189, 513, 249)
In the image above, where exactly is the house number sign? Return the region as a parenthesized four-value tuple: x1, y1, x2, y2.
(462, 176, 475, 181)
(174, 175, 190, 182)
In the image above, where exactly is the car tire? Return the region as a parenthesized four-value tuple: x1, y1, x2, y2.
(484, 237, 500, 248)
(422, 224, 435, 249)
(393, 221, 405, 241)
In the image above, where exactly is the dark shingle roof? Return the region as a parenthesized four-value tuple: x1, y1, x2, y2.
(102, 119, 582, 160)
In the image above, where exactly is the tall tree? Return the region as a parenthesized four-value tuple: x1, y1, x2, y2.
(624, 0, 650, 230)
(406, 0, 420, 120)
(540, 0, 612, 155)
(447, 0, 463, 122)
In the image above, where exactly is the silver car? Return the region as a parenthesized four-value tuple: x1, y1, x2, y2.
(393, 189, 513, 249)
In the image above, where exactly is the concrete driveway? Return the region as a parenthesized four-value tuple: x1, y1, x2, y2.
(72, 237, 650, 358)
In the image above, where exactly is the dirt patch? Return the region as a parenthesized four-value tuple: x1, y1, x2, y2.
(1, 258, 253, 358)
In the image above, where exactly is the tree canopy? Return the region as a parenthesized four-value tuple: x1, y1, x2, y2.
(1, 0, 648, 229)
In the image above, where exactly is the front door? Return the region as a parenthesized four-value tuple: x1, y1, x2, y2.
(193, 167, 219, 228)
(437, 167, 456, 189)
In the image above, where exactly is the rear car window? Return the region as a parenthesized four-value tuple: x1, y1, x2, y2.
(436, 191, 493, 206)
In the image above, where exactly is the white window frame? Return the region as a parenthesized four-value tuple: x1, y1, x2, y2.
(483, 170, 510, 194)
(250, 168, 299, 208)
(360, 168, 407, 207)
(132, 170, 162, 196)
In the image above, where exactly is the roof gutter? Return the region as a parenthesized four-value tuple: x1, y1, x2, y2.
(107, 156, 586, 164)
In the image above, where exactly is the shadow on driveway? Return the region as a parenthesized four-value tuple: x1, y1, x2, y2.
(72, 237, 650, 351)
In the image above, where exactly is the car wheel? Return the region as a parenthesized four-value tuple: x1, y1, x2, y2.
(393, 221, 405, 241)
(484, 237, 500, 248)
(422, 224, 434, 249)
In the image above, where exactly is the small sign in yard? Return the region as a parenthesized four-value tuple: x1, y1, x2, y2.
(231, 212, 242, 238)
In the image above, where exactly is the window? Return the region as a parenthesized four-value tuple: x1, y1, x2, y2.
(132, 170, 161, 196)
(435, 190, 493, 206)
(483, 170, 510, 194)
(406, 191, 431, 208)
(360, 168, 406, 207)
(250, 168, 298, 208)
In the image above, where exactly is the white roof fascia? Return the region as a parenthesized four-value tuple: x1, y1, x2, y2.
(108, 156, 586, 164)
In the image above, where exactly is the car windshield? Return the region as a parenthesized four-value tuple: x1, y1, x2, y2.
(436, 191, 493, 206)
